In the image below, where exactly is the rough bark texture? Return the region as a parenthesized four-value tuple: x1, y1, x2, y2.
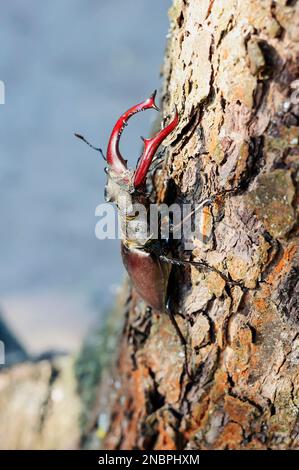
(105, 0, 299, 450)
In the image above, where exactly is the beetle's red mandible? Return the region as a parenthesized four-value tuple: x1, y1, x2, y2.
(106, 91, 179, 188)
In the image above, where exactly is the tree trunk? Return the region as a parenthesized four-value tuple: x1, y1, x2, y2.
(105, 0, 299, 450)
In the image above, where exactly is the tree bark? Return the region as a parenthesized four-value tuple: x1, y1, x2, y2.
(105, 0, 299, 450)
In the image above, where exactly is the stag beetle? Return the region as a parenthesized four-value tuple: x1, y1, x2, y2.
(75, 91, 232, 378)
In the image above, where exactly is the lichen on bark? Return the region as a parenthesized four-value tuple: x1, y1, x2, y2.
(105, 0, 299, 450)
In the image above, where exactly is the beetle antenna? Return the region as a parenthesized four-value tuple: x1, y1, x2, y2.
(74, 133, 106, 161)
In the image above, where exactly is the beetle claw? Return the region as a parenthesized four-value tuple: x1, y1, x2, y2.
(106, 92, 179, 183)
(150, 90, 160, 111)
(133, 109, 179, 189)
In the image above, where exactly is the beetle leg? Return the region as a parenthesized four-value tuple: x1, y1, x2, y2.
(159, 253, 242, 287)
(165, 298, 193, 381)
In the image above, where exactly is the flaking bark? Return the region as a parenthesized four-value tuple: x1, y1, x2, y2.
(105, 0, 299, 450)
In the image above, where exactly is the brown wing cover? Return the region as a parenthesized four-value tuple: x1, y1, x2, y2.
(121, 242, 171, 312)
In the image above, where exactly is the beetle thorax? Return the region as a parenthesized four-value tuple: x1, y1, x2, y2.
(105, 171, 153, 249)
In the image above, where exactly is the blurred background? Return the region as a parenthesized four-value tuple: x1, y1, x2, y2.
(0, 0, 171, 361)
